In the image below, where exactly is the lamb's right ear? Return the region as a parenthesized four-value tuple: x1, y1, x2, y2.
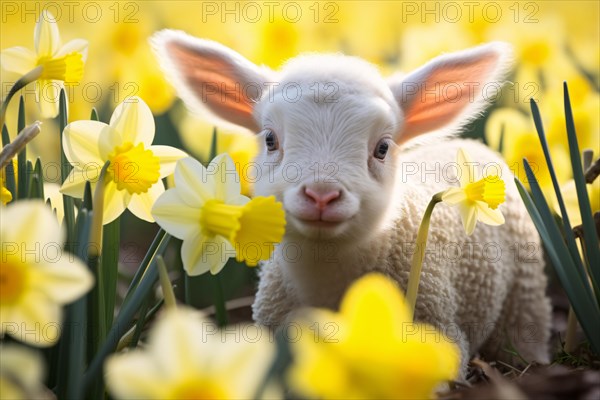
(151, 30, 272, 132)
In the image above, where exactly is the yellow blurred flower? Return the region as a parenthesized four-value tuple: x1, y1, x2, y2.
(105, 306, 275, 399)
(0, 344, 48, 399)
(44, 182, 77, 225)
(556, 179, 600, 228)
(442, 148, 506, 236)
(59, 97, 187, 225)
(288, 273, 460, 399)
(0, 160, 17, 205)
(0, 200, 94, 347)
(152, 155, 285, 275)
(486, 107, 572, 190)
(0, 10, 87, 118)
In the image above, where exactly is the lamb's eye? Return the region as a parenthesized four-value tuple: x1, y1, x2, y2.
(265, 130, 279, 151)
(374, 138, 390, 160)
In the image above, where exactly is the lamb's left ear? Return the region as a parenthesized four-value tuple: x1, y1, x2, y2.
(389, 42, 512, 144)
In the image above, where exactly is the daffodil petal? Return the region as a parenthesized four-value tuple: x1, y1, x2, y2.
(127, 181, 165, 223)
(475, 202, 505, 226)
(109, 97, 155, 146)
(105, 352, 167, 399)
(60, 168, 97, 198)
(174, 157, 216, 207)
(149, 145, 188, 178)
(441, 187, 467, 205)
(457, 148, 478, 186)
(56, 39, 88, 61)
(341, 273, 409, 343)
(458, 203, 478, 235)
(0, 200, 64, 251)
(31, 257, 94, 303)
(102, 180, 130, 225)
(151, 189, 202, 240)
(0, 47, 36, 74)
(211, 154, 242, 203)
(10, 291, 61, 347)
(36, 79, 62, 118)
(34, 11, 60, 57)
(63, 120, 107, 165)
(180, 234, 210, 276)
(148, 308, 207, 379)
(209, 236, 234, 274)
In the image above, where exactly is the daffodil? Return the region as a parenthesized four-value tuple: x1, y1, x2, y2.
(442, 148, 506, 235)
(60, 97, 187, 225)
(152, 155, 285, 275)
(0, 344, 48, 400)
(0, 200, 94, 347)
(0, 11, 87, 118)
(105, 306, 275, 399)
(288, 273, 460, 399)
(0, 160, 16, 205)
(556, 179, 600, 228)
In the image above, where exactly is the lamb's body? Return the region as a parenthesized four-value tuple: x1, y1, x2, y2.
(153, 32, 552, 374)
(253, 138, 551, 370)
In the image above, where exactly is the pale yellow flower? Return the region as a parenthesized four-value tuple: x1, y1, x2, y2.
(288, 273, 460, 399)
(0, 344, 47, 400)
(105, 306, 275, 399)
(442, 149, 506, 235)
(0, 200, 94, 347)
(176, 110, 259, 195)
(0, 11, 87, 118)
(152, 155, 285, 275)
(59, 97, 187, 225)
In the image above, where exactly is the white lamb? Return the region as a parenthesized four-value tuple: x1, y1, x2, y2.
(151, 31, 551, 373)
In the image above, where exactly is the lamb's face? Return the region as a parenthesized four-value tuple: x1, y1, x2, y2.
(153, 32, 511, 243)
(252, 62, 401, 242)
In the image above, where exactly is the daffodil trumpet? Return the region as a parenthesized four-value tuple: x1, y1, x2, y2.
(405, 192, 443, 320)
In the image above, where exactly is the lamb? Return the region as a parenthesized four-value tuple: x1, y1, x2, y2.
(151, 30, 552, 373)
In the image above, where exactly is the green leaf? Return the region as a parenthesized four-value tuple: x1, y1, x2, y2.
(17, 96, 27, 199)
(59, 90, 76, 245)
(101, 218, 120, 329)
(83, 231, 171, 392)
(520, 161, 600, 353)
(563, 82, 600, 296)
(90, 107, 99, 121)
(56, 208, 92, 399)
(28, 158, 44, 199)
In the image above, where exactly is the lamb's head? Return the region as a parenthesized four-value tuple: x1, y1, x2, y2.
(152, 31, 511, 243)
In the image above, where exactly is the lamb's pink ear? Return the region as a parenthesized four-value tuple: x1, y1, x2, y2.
(151, 30, 272, 132)
(389, 42, 512, 144)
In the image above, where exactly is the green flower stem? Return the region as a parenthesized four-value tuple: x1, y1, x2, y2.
(0, 66, 43, 129)
(157, 255, 177, 309)
(213, 273, 228, 326)
(406, 192, 444, 320)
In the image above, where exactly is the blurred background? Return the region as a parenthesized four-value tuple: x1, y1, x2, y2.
(1, 0, 599, 310)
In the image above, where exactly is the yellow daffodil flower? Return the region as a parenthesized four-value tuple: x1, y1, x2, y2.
(0, 344, 47, 399)
(0, 11, 88, 118)
(59, 97, 187, 225)
(105, 306, 275, 399)
(556, 179, 600, 228)
(152, 155, 285, 275)
(442, 148, 506, 235)
(288, 273, 460, 399)
(0, 161, 16, 205)
(0, 200, 94, 347)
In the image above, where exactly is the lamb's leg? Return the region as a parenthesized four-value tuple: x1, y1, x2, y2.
(252, 261, 298, 328)
(481, 251, 551, 365)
